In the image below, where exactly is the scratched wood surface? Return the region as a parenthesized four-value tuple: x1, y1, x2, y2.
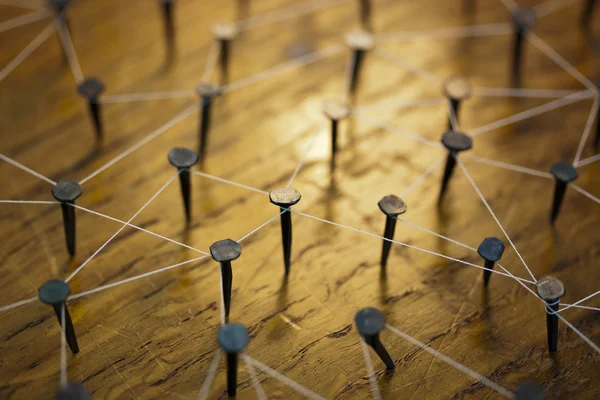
(1, 0, 600, 399)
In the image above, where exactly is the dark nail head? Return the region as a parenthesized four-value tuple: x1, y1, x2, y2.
(441, 131, 473, 152)
(57, 382, 91, 400)
(212, 22, 238, 40)
(168, 147, 199, 169)
(442, 76, 472, 101)
(39, 279, 71, 305)
(535, 276, 566, 303)
(378, 195, 407, 217)
(218, 323, 249, 353)
(323, 99, 351, 121)
(477, 237, 505, 262)
(196, 83, 221, 98)
(48, 0, 71, 12)
(269, 187, 301, 207)
(354, 307, 385, 336)
(512, 8, 536, 31)
(210, 239, 242, 262)
(344, 31, 375, 51)
(52, 180, 83, 203)
(550, 162, 578, 183)
(514, 381, 546, 400)
(77, 77, 105, 100)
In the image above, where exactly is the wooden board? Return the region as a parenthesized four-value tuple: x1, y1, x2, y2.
(0, 0, 599, 399)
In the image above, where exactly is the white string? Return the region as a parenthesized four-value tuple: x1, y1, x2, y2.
(242, 355, 327, 400)
(385, 324, 515, 398)
(396, 217, 477, 253)
(462, 154, 554, 179)
(236, 0, 351, 32)
(469, 91, 593, 137)
(354, 115, 445, 150)
(354, 97, 444, 112)
(534, 0, 584, 18)
(66, 172, 181, 282)
(375, 23, 511, 43)
(360, 339, 383, 400)
(527, 33, 598, 94)
(556, 314, 600, 354)
(448, 99, 459, 131)
(219, 269, 225, 326)
(78, 104, 198, 185)
(559, 289, 600, 313)
(238, 209, 286, 243)
(375, 48, 442, 85)
(0, 296, 37, 313)
(292, 210, 535, 284)
(0, 8, 51, 34)
(455, 158, 538, 283)
(244, 354, 268, 400)
(472, 87, 584, 99)
(0, 21, 54, 84)
(221, 45, 344, 94)
(100, 90, 196, 104)
(575, 153, 600, 168)
(192, 170, 269, 195)
(560, 303, 600, 312)
(60, 304, 67, 389)
(197, 351, 222, 400)
(69, 255, 208, 300)
(0, 153, 56, 185)
(499, 0, 519, 13)
(0, 200, 58, 204)
(201, 40, 220, 83)
(287, 130, 322, 187)
(400, 158, 445, 198)
(54, 18, 84, 84)
(573, 96, 599, 165)
(70, 204, 209, 255)
(570, 184, 600, 204)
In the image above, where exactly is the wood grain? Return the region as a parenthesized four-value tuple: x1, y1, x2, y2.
(0, 0, 599, 399)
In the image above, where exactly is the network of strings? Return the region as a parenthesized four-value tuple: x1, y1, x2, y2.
(0, 0, 599, 399)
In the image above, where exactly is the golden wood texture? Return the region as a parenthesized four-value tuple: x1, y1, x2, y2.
(0, 0, 599, 399)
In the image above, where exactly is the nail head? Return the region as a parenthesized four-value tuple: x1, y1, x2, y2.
(344, 31, 375, 51)
(48, 0, 71, 12)
(57, 382, 91, 400)
(38, 279, 71, 305)
(441, 131, 473, 152)
(77, 77, 105, 100)
(514, 381, 546, 400)
(168, 147, 199, 169)
(196, 83, 221, 98)
(442, 76, 472, 101)
(210, 239, 242, 263)
(355, 307, 385, 336)
(477, 237, 505, 262)
(52, 180, 83, 203)
(535, 276, 566, 302)
(218, 323, 249, 353)
(212, 22, 238, 41)
(512, 8, 536, 31)
(269, 187, 301, 207)
(378, 195, 407, 217)
(550, 162, 578, 183)
(323, 99, 351, 121)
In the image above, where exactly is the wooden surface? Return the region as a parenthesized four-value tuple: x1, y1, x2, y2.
(1, 0, 600, 399)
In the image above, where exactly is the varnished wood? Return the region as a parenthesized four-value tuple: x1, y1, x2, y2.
(0, 0, 599, 399)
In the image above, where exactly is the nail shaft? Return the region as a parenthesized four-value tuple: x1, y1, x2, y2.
(550, 179, 567, 224)
(581, 0, 596, 29)
(280, 207, 293, 275)
(168, 148, 199, 222)
(52, 303, 79, 353)
(178, 169, 192, 221)
(483, 259, 494, 286)
(226, 352, 238, 396)
(161, 0, 175, 45)
(60, 201, 77, 257)
(331, 119, 339, 166)
(221, 260, 233, 318)
(439, 151, 456, 200)
(448, 98, 460, 130)
(364, 333, 394, 369)
(199, 100, 212, 160)
(88, 101, 102, 139)
(546, 302, 559, 352)
(380, 216, 396, 268)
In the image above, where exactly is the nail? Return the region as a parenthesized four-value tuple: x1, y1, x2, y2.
(511, 9, 536, 86)
(358, 0, 372, 29)
(49, 0, 71, 28)
(38, 279, 79, 353)
(354, 307, 394, 369)
(77, 78, 106, 140)
(535, 276, 566, 352)
(323, 99, 351, 168)
(218, 323, 249, 397)
(549, 162, 578, 224)
(477, 237, 505, 286)
(212, 22, 238, 73)
(52, 180, 83, 257)
(168, 148, 199, 222)
(210, 239, 242, 319)
(377, 195, 407, 268)
(580, 0, 596, 29)
(344, 31, 375, 93)
(439, 131, 473, 201)
(159, 0, 175, 47)
(57, 382, 90, 400)
(442, 76, 471, 131)
(269, 188, 302, 275)
(196, 83, 221, 162)
(514, 381, 546, 400)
